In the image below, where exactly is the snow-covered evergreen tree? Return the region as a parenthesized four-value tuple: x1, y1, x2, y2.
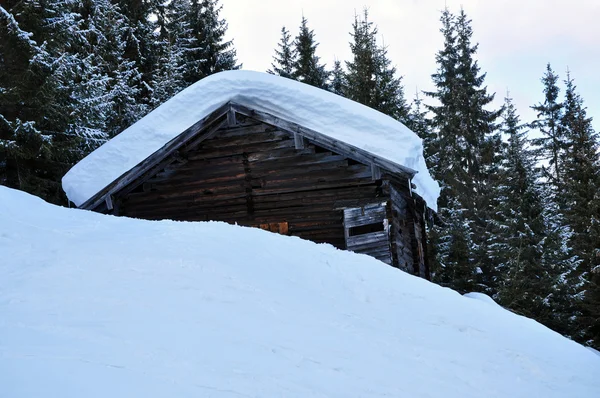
(492, 96, 551, 321)
(0, 1, 109, 203)
(185, 0, 239, 84)
(268, 26, 296, 79)
(373, 42, 409, 123)
(433, 198, 476, 293)
(152, 0, 191, 104)
(530, 64, 565, 187)
(425, 8, 502, 295)
(329, 59, 345, 96)
(406, 91, 434, 164)
(423, 8, 458, 183)
(559, 72, 600, 345)
(113, 0, 161, 104)
(292, 16, 328, 89)
(344, 9, 408, 121)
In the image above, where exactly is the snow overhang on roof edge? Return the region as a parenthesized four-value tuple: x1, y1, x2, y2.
(62, 70, 440, 211)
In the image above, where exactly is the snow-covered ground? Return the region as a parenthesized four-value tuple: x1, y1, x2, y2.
(1, 186, 599, 398)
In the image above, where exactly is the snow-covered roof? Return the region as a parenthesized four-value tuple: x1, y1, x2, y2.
(62, 70, 440, 209)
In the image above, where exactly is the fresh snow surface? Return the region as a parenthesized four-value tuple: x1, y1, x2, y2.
(463, 292, 501, 307)
(2, 187, 599, 398)
(62, 70, 440, 210)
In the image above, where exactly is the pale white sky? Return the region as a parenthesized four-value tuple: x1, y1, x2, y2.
(221, 0, 599, 131)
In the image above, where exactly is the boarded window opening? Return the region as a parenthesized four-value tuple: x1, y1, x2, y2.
(348, 222, 384, 237)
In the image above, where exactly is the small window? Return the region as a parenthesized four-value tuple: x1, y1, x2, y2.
(348, 222, 384, 237)
(259, 222, 289, 235)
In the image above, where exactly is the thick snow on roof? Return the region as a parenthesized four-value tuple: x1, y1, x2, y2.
(2, 186, 600, 398)
(62, 70, 440, 209)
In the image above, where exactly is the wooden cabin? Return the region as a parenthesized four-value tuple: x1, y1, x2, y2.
(63, 72, 438, 279)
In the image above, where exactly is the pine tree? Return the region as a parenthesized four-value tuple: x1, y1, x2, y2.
(185, 0, 239, 84)
(559, 72, 600, 346)
(292, 16, 328, 88)
(585, 269, 600, 348)
(560, 72, 600, 276)
(425, 8, 502, 295)
(493, 96, 551, 320)
(406, 91, 434, 165)
(268, 26, 296, 79)
(344, 10, 377, 107)
(329, 59, 345, 96)
(530, 64, 565, 187)
(80, 0, 147, 137)
(0, 1, 109, 203)
(114, 0, 161, 105)
(373, 42, 409, 122)
(1, 3, 47, 188)
(344, 9, 408, 121)
(527, 65, 583, 338)
(433, 198, 476, 293)
(423, 8, 458, 184)
(152, 0, 192, 104)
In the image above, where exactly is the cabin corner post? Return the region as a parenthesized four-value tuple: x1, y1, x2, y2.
(381, 181, 400, 269)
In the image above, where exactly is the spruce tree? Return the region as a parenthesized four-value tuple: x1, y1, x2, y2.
(433, 198, 476, 293)
(528, 65, 581, 337)
(292, 16, 328, 89)
(560, 72, 600, 277)
(344, 9, 408, 121)
(406, 91, 434, 165)
(185, 0, 239, 84)
(0, 1, 108, 203)
(493, 96, 551, 320)
(268, 26, 296, 78)
(423, 8, 458, 184)
(152, 0, 192, 104)
(114, 0, 161, 105)
(425, 8, 502, 295)
(559, 72, 600, 346)
(329, 59, 345, 96)
(80, 0, 146, 137)
(373, 42, 409, 122)
(530, 64, 565, 187)
(344, 10, 377, 107)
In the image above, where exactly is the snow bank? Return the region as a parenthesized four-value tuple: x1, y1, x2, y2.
(62, 70, 440, 209)
(463, 292, 501, 307)
(1, 186, 599, 398)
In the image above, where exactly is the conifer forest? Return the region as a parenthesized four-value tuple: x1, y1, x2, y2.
(1, 1, 598, 349)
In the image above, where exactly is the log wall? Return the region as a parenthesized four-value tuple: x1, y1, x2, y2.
(119, 120, 382, 249)
(115, 116, 429, 278)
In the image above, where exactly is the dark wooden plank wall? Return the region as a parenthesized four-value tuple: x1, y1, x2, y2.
(387, 181, 429, 278)
(388, 182, 417, 274)
(119, 120, 384, 249)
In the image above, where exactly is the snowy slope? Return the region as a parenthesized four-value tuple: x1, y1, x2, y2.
(62, 70, 439, 210)
(1, 187, 599, 398)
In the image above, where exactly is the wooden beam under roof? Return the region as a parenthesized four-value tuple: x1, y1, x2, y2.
(229, 102, 418, 180)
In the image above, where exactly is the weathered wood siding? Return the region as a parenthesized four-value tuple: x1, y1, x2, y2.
(387, 181, 429, 279)
(343, 203, 392, 265)
(119, 120, 383, 249)
(112, 113, 429, 278)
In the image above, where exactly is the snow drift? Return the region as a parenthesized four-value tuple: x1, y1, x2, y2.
(1, 186, 598, 398)
(61, 70, 439, 210)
